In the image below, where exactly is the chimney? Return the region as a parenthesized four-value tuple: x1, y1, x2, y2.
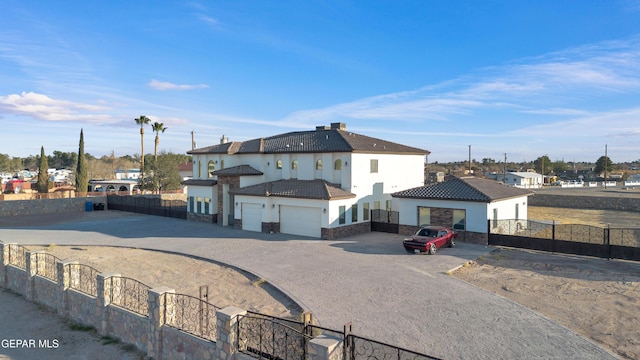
(220, 134, 229, 144)
(330, 122, 346, 130)
(316, 125, 330, 131)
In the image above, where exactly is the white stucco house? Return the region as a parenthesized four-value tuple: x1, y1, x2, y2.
(504, 172, 543, 189)
(183, 123, 429, 239)
(392, 176, 533, 243)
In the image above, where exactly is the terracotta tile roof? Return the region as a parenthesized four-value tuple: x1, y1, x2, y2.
(392, 176, 533, 202)
(230, 179, 355, 200)
(212, 165, 263, 176)
(188, 127, 428, 155)
(178, 162, 193, 171)
(180, 179, 217, 186)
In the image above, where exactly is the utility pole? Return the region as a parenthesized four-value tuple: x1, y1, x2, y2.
(503, 153, 507, 183)
(604, 144, 608, 189)
(468, 145, 472, 175)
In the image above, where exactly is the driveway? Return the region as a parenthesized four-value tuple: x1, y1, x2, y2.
(0, 211, 615, 359)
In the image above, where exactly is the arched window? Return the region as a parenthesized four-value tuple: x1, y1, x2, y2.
(334, 159, 342, 170)
(316, 160, 323, 170)
(208, 160, 215, 178)
(292, 160, 298, 170)
(119, 186, 127, 192)
(221, 159, 225, 169)
(276, 159, 283, 169)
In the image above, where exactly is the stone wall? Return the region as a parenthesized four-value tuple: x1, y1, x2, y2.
(0, 196, 107, 216)
(0, 243, 344, 360)
(530, 193, 640, 211)
(321, 222, 371, 240)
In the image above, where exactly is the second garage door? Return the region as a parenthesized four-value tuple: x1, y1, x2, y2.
(242, 203, 262, 232)
(280, 205, 321, 238)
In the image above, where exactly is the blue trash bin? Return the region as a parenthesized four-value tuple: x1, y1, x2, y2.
(85, 201, 93, 212)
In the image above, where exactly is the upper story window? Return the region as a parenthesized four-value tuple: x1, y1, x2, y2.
(221, 159, 225, 169)
(198, 161, 202, 178)
(316, 160, 323, 170)
(292, 160, 298, 170)
(276, 159, 283, 169)
(334, 159, 342, 170)
(370, 159, 379, 173)
(208, 160, 215, 178)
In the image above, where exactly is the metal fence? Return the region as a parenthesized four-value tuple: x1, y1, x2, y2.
(6, 244, 27, 269)
(107, 194, 187, 219)
(34, 252, 61, 282)
(110, 277, 150, 316)
(236, 315, 442, 360)
(164, 293, 220, 341)
(67, 263, 99, 297)
(371, 209, 400, 233)
(489, 219, 640, 261)
(237, 312, 310, 360)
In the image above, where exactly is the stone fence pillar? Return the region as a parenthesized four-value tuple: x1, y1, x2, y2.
(97, 272, 120, 336)
(56, 260, 78, 317)
(309, 335, 344, 360)
(25, 250, 45, 301)
(0, 242, 10, 288)
(216, 306, 247, 360)
(148, 286, 174, 360)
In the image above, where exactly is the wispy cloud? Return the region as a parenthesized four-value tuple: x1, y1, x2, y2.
(283, 37, 640, 126)
(148, 79, 209, 91)
(0, 91, 114, 122)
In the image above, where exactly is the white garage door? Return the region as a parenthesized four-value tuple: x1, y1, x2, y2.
(280, 205, 321, 238)
(242, 203, 262, 232)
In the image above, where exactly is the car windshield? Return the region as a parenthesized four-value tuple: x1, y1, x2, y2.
(416, 228, 437, 237)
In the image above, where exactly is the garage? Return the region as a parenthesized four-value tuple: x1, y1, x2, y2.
(241, 203, 262, 232)
(280, 205, 322, 238)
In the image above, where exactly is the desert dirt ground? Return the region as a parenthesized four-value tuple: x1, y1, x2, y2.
(452, 206, 640, 360)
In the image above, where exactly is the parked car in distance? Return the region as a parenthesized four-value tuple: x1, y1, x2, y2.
(403, 226, 458, 255)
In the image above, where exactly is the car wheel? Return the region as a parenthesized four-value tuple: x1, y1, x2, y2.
(428, 243, 437, 255)
(449, 239, 456, 248)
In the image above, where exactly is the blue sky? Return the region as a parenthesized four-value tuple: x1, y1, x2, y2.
(1, 1, 640, 163)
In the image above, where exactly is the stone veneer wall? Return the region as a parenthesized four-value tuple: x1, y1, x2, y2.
(530, 193, 640, 211)
(321, 222, 371, 240)
(0, 196, 108, 216)
(262, 222, 280, 233)
(188, 213, 217, 223)
(107, 306, 149, 353)
(0, 243, 344, 360)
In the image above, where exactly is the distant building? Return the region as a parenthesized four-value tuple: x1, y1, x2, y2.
(504, 172, 543, 189)
(115, 169, 141, 180)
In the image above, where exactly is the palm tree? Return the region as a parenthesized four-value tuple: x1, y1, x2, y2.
(151, 122, 168, 162)
(134, 115, 151, 186)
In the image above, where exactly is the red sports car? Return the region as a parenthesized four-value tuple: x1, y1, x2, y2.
(403, 226, 457, 254)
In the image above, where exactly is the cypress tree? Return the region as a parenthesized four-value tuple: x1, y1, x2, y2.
(37, 146, 49, 193)
(76, 129, 88, 195)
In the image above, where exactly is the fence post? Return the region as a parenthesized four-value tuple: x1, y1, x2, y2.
(215, 306, 247, 360)
(56, 260, 78, 317)
(96, 272, 120, 336)
(0, 242, 11, 288)
(606, 223, 611, 260)
(148, 286, 174, 360)
(552, 220, 556, 241)
(25, 250, 45, 301)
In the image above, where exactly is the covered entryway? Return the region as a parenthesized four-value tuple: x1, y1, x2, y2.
(280, 205, 321, 238)
(241, 203, 262, 232)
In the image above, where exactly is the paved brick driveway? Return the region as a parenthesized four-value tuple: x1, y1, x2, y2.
(0, 211, 616, 359)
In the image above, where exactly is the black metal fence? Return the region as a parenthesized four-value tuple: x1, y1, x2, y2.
(371, 209, 399, 233)
(67, 263, 99, 296)
(107, 194, 187, 219)
(34, 253, 61, 282)
(110, 277, 150, 316)
(165, 293, 220, 341)
(236, 314, 442, 360)
(488, 219, 640, 261)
